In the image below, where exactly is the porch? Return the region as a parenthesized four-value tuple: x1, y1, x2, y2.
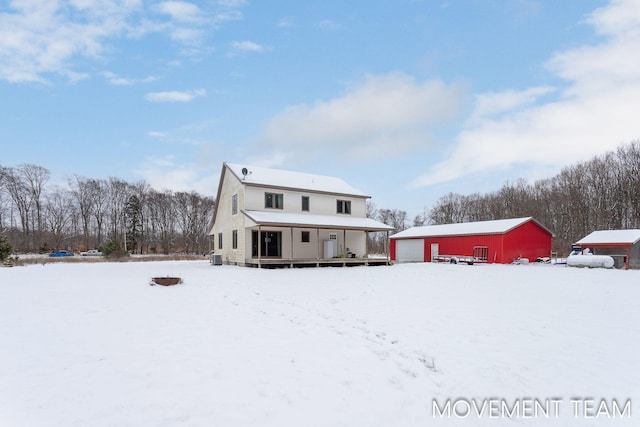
(244, 256, 391, 268)
(242, 210, 394, 268)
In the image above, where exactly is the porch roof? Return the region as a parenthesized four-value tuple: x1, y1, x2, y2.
(242, 210, 395, 232)
(574, 229, 640, 246)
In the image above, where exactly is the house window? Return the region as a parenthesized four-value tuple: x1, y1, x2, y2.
(232, 194, 238, 215)
(337, 200, 351, 214)
(232, 230, 238, 249)
(218, 232, 223, 249)
(265, 192, 283, 209)
(301, 196, 309, 212)
(301, 231, 310, 243)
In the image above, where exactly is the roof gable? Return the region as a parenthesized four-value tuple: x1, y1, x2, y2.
(225, 162, 367, 197)
(390, 217, 550, 239)
(575, 229, 640, 245)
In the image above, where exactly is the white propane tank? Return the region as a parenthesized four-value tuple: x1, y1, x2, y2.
(567, 249, 614, 269)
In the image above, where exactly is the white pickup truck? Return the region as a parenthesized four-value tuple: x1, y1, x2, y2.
(80, 249, 103, 256)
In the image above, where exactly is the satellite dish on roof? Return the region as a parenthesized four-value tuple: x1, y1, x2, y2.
(241, 167, 251, 180)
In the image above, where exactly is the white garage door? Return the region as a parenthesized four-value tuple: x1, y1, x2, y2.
(395, 239, 424, 262)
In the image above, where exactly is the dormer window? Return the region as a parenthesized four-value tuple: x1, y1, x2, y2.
(265, 192, 283, 209)
(337, 200, 351, 214)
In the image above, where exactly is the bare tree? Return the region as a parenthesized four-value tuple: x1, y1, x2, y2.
(45, 186, 73, 250)
(0, 164, 7, 233)
(19, 164, 50, 250)
(128, 181, 150, 253)
(2, 167, 32, 251)
(377, 208, 408, 233)
(106, 177, 130, 244)
(174, 191, 215, 254)
(68, 175, 95, 251)
(148, 189, 177, 254)
(428, 192, 469, 224)
(89, 179, 109, 249)
(366, 200, 377, 219)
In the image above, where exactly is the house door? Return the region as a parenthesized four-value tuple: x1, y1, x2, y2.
(252, 230, 282, 258)
(431, 244, 439, 262)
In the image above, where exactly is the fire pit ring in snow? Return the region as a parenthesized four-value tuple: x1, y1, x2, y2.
(150, 277, 183, 286)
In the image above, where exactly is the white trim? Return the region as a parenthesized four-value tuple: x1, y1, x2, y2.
(242, 210, 394, 231)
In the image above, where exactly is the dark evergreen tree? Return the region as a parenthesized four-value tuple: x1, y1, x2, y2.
(124, 195, 142, 254)
(0, 235, 11, 261)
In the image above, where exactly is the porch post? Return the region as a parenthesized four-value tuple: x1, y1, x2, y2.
(317, 228, 321, 260)
(364, 231, 368, 258)
(343, 229, 346, 256)
(290, 227, 294, 261)
(386, 230, 390, 262)
(626, 245, 630, 270)
(258, 225, 262, 268)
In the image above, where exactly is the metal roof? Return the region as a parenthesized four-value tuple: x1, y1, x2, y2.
(243, 210, 394, 232)
(226, 162, 368, 197)
(390, 217, 551, 239)
(574, 229, 640, 245)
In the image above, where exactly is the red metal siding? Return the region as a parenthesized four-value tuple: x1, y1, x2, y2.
(392, 219, 552, 264)
(390, 239, 396, 260)
(423, 234, 505, 263)
(502, 221, 552, 262)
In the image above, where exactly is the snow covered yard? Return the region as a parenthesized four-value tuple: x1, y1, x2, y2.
(1, 261, 639, 426)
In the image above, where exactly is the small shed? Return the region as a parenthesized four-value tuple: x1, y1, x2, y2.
(390, 217, 552, 264)
(573, 229, 640, 270)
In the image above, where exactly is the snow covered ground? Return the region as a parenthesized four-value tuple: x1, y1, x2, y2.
(1, 260, 639, 426)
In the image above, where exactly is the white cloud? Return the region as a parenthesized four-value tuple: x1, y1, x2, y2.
(259, 72, 465, 163)
(0, 0, 246, 83)
(103, 71, 156, 85)
(230, 40, 264, 52)
(277, 16, 295, 28)
(148, 131, 167, 138)
(316, 19, 341, 31)
(156, 1, 202, 23)
(0, 0, 141, 83)
(217, 0, 246, 8)
(468, 86, 554, 124)
(145, 88, 206, 102)
(409, 0, 640, 189)
(134, 155, 216, 195)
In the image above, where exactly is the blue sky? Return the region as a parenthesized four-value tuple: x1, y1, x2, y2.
(2, 0, 639, 220)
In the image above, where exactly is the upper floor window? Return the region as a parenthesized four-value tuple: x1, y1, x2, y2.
(337, 199, 351, 214)
(301, 231, 310, 243)
(232, 194, 238, 215)
(265, 192, 283, 209)
(301, 196, 309, 212)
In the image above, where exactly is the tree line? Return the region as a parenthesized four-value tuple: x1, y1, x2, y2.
(4, 141, 639, 257)
(368, 141, 640, 255)
(0, 164, 215, 255)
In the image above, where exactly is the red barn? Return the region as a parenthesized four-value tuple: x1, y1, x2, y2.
(390, 217, 552, 264)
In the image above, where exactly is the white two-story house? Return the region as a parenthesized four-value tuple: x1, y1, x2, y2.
(209, 162, 394, 267)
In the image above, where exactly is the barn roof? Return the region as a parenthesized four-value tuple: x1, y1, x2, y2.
(574, 229, 640, 245)
(390, 217, 551, 239)
(225, 162, 368, 197)
(243, 210, 394, 232)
